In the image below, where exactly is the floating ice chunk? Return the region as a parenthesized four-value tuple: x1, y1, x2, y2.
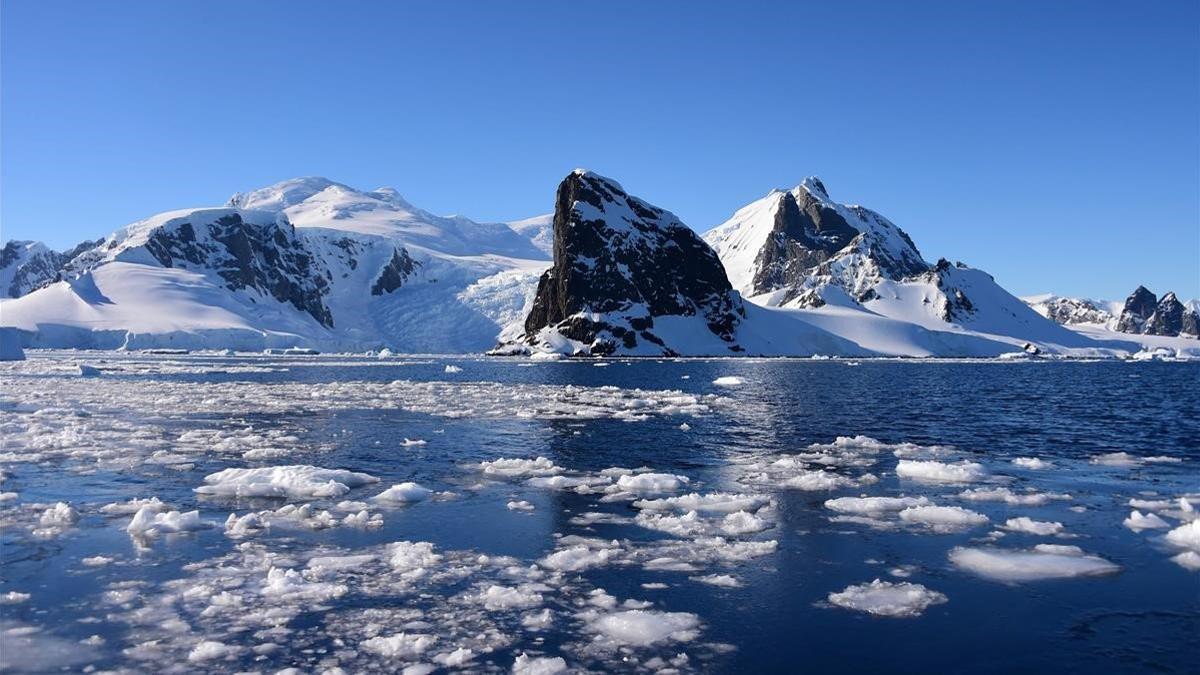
(949, 545, 1120, 581)
(507, 500, 535, 511)
(477, 457, 563, 478)
(784, 469, 859, 491)
(633, 492, 770, 514)
(306, 554, 376, 572)
(478, 585, 543, 610)
(691, 574, 741, 588)
(827, 579, 948, 617)
(615, 473, 690, 493)
(389, 541, 443, 580)
(362, 633, 437, 659)
(127, 507, 213, 538)
(81, 555, 114, 567)
(224, 511, 265, 537)
(196, 465, 380, 500)
(957, 487, 1071, 506)
(589, 609, 701, 646)
(0, 492, 16, 503)
(1123, 510, 1170, 531)
(39, 502, 79, 528)
(100, 497, 170, 515)
(1012, 457, 1052, 470)
(1002, 517, 1064, 536)
(372, 482, 434, 503)
(0, 592, 30, 604)
(401, 438, 427, 447)
(526, 475, 607, 490)
(444, 365, 463, 373)
(896, 460, 986, 483)
(539, 544, 618, 572)
(720, 510, 770, 535)
(262, 567, 347, 601)
(1091, 452, 1140, 467)
(712, 376, 743, 387)
(78, 364, 101, 377)
(1171, 551, 1200, 571)
(899, 505, 988, 530)
(1165, 521, 1200, 551)
(434, 647, 475, 667)
(824, 496, 932, 514)
(512, 653, 568, 675)
(187, 640, 238, 662)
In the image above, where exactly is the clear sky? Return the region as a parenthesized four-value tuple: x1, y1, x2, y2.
(2, 0, 1197, 300)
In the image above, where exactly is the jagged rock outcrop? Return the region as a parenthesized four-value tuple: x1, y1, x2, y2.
(519, 170, 744, 356)
(1116, 286, 1158, 333)
(1114, 287, 1199, 338)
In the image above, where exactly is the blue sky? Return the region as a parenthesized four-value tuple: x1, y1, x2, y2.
(2, 1, 1197, 299)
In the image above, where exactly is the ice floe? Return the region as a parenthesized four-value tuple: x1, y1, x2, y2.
(587, 609, 701, 646)
(1001, 517, 1064, 536)
(1165, 521, 1200, 551)
(196, 465, 380, 500)
(896, 460, 987, 483)
(1123, 510, 1170, 531)
(372, 482, 434, 503)
(827, 579, 948, 617)
(898, 505, 989, 531)
(949, 545, 1120, 581)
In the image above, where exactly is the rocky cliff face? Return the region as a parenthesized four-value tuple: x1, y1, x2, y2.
(1025, 295, 1114, 326)
(520, 170, 744, 355)
(1114, 287, 1198, 338)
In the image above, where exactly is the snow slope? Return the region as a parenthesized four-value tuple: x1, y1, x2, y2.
(3, 181, 552, 351)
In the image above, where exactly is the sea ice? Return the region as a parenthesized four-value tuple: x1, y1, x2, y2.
(896, 460, 986, 483)
(1165, 521, 1200, 551)
(898, 505, 989, 530)
(827, 579, 948, 617)
(949, 545, 1120, 581)
(196, 465, 380, 499)
(372, 482, 434, 503)
(127, 507, 213, 538)
(1171, 551, 1200, 571)
(588, 609, 700, 646)
(512, 653, 568, 675)
(824, 496, 932, 514)
(711, 376, 743, 387)
(632, 492, 771, 514)
(1012, 457, 1052, 470)
(477, 457, 563, 477)
(1123, 510, 1170, 531)
(361, 632, 437, 659)
(1002, 517, 1064, 536)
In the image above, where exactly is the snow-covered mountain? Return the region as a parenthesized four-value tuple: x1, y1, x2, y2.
(1, 178, 552, 351)
(3, 172, 1196, 358)
(701, 178, 1118, 354)
(1025, 287, 1198, 339)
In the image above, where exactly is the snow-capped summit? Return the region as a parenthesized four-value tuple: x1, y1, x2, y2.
(227, 176, 543, 259)
(705, 177, 927, 307)
(514, 170, 746, 356)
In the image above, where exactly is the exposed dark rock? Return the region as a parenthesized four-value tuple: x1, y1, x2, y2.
(371, 248, 419, 295)
(522, 171, 743, 355)
(1116, 286, 1158, 333)
(1143, 292, 1187, 337)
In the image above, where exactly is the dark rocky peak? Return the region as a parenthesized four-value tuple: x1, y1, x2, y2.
(1143, 291, 1196, 337)
(1116, 285, 1158, 333)
(520, 170, 744, 355)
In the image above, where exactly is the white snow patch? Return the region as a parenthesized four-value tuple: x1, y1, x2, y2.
(196, 465, 380, 500)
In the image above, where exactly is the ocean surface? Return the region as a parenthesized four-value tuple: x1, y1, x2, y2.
(0, 352, 1197, 674)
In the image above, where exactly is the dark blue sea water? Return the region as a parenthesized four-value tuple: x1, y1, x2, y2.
(0, 353, 1197, 674)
